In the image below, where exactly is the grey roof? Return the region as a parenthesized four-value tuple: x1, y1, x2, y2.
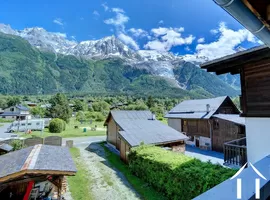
(0, 111, 28, 116)
(165, 96, 229, 119)
(118, 119, 188, 147)
(213, 114, 245, 126)
(16, 104, 29, 111)
(0, 145, 76, 182)
(0, 143, 13, 152)
(105, 110, 153, 125)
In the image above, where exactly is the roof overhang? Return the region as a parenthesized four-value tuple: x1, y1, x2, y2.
(213, 0, 270, 47)
(200, 45, 270, 75)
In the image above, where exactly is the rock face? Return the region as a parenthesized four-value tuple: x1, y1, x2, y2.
(0, 23, 240, 91)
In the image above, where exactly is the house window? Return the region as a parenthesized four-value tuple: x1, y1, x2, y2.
(28, 123, 31, 126)
(214, 119, 219, 130)
(36, 122, 40, 125)
(10, 108, 14, 111)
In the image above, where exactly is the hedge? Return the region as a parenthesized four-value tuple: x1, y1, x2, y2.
(128, 145, 236, 200)
(49, 118, 64, 133)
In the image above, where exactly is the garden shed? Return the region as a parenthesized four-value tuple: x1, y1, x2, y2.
(0, 144, 76, 200)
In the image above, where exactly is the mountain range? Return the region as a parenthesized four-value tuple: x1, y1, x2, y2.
(0, 24, 240, 98)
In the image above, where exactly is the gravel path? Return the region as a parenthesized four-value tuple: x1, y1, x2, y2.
(78, 143, 141, 200)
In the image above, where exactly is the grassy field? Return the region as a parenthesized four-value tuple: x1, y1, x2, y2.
(67, 148, 93, 200)
(101, 143, 166, 200)
(0, 124, 3, 127)
(18, 118, 106, 138)
(0, 118, 14, 123)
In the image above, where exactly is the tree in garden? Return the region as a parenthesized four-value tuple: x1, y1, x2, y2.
(7, 96, 21, 107)
(76, 111, 86, 122)
(30, 106, 46, 118)
(146, 95, 155, 108)
(47, 93, 72, 122)
(73, 99, 87, 112)
(92, 101, 110, 112)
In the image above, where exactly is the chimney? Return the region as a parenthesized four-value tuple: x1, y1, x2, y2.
(206, 104, 210, 112)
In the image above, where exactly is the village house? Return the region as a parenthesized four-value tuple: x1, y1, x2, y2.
(0, 104, 31, 120)
(104, 110, 188, 162)
(165, 96, 246, 154)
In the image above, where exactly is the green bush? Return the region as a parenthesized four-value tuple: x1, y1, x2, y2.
(128, 145, 236, 200)
(10, 140, 25, 151)
(49, 118, 64, 133)
(95, 112, 105, 122)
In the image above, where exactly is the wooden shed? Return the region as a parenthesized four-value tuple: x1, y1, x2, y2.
(104, 110, 188, 162)
(0, 144, 76, 200)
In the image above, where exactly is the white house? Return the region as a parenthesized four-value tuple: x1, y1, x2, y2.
(0, 105, 31, 120)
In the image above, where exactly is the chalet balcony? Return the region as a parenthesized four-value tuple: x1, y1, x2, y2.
(224, 137, 247, 167)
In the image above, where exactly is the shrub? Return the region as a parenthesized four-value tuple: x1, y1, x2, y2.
(128, 145, 236, 200)
(49, 118, 64, 133)
(10, 140, 25, 151)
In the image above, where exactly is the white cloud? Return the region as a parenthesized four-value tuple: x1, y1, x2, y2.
(93, 10, 100, 16)
(197, 37, 205, 43)
(185, 46, 191, 51)
(185, 22, 257, 62)
(104, 8, 129, 31)
(144, 27, 195, 52)
(118, 33, 139, 50)
(159, 20, 164, 24)
(128, 28, 148, 38)
(102, 2, 109, 11)
(53, 18, 64, 26)
(112, 8, 124, 13)
(71, 35, 76, 40)
(210, 29, 218, 34)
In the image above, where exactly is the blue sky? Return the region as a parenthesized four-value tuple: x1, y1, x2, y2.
(0, 0, 261, 60)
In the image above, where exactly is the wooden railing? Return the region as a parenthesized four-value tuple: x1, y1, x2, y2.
(224, 137, 247, 167)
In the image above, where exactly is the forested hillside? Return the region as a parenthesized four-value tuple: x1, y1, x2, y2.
(0, 32, 239, 98)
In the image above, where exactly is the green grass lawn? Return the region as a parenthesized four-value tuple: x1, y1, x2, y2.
(67, 148, 94, 200)
(101, 143, 166, 200)
(18, 117, 106, 138)
(0, 118, 14, 123)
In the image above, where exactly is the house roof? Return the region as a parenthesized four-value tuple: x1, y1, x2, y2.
(104, 110, 153, 125)
(213, 114, 245, 126)
(0, 143, 13, 152)
(16, 104, 29, 111)
(0, 144, 76, 183)
(0, 111, 28, 116)
(165, 96, 236, 119)
(118, 119, 188, 147)
(200, 45, 270, 75)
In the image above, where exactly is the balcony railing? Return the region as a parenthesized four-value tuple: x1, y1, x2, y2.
(224, 137, 247, 167)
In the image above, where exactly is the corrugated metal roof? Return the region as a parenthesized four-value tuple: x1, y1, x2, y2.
(16, 104, 29, 111)
(111, 110, 153, 121)
(165, 96, 228, 119)
(213, 114, 245, 126)
(0, 111, 28, 116)
(118, 119, 188, 147)
(0, 145, 76, 181)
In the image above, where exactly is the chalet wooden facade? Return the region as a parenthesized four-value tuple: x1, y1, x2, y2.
(166, 96, 245, 152)
(104, 110, 188, 162)
(201, 45, 270, 165)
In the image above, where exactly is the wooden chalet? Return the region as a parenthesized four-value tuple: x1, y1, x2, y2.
(165, 96, 246, 156)
(0, 144, 76, 200)
(104, 110, 188, 162)
(201, 45, 270, 166)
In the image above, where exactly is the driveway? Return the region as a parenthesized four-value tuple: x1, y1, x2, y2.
(62, 136, 106, 147)
(0, 123, 15, 140)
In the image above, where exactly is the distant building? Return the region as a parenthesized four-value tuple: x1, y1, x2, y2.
(0, 104, 31, 120)
(165, 96, 245, 152)
(104, 110, 188, 162)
